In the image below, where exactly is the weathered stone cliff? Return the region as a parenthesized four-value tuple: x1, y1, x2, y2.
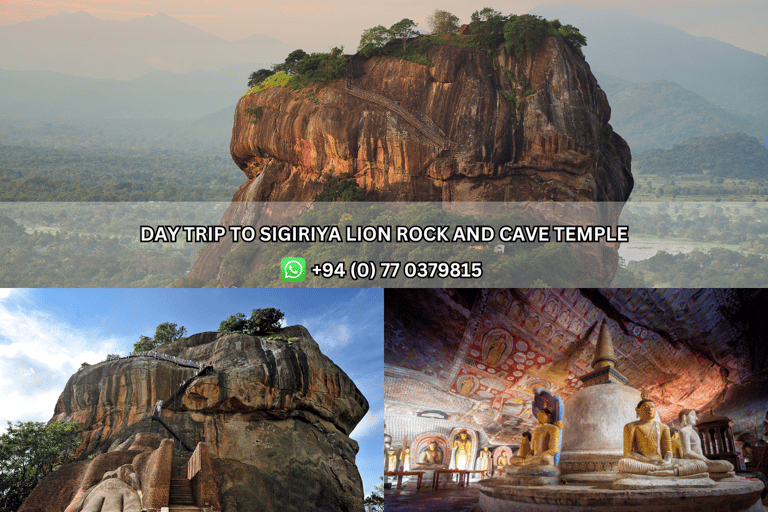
(20, 327, 369, 512)
(189, 37, 632, 285)
(230, 38, 631, 203)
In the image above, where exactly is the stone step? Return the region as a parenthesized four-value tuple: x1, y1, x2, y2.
(169, 478, 195, 505)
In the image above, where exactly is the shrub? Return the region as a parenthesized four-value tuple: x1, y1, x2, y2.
(315, 174, 367, 202)
(247, 68, 275, 88)
(427, 10, 460, 34)
(503, 15, 552, 60)
(244, 71, 290, 96)
(245, 106, 263, 121)
(219, 308, 285, 336)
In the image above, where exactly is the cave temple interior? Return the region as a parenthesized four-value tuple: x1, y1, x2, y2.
(383, 288, 768, 511)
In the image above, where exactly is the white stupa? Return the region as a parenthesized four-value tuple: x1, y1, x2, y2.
(558, 320, 641, 482)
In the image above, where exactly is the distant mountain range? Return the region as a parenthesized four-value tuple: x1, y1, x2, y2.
(0, 63, 255, 120)
(596, 73, 768, 151)
(0, 11, 292, 80)
(532, 7, 768, 128)
(2, 8, 768, 156)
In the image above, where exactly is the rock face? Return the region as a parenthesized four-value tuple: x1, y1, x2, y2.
(189, 37, 632, 284)
(21, 327, 369, 512)
(230, 39, 631, 202)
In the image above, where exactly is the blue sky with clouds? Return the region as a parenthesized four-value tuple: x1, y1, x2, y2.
(0, 287, 383, 496)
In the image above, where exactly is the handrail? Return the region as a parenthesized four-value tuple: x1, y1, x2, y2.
(162, 364, 215, 411)
(345, 82, 450, 149)
(151, 412, 193, 452)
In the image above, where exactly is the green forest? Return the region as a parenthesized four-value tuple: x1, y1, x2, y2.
(0, 203, 223, 287)
(0, 144, 242, 201)
(634, 132, 768, 178)
(613, 202, 768, 287)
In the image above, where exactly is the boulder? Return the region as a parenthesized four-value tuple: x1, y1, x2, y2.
(189, 38, 632, 285)
(21, 328, 369, 512)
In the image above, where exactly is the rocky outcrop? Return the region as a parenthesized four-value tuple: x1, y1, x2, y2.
(20, 327, 369, 512)
(189, 37, 632, 285)
(229, 38, 631, 202)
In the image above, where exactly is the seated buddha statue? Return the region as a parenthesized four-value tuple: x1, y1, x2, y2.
(416, 441, 444, 467)
(517, 432, 532, 459)
(678, 408, 734, 478)
(506, 388, 564, 479)
(616, 391, 708, 477)
(495, 451, 509, 476)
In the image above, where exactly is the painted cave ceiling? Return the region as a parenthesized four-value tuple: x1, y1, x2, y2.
(384, 289, 768, 447)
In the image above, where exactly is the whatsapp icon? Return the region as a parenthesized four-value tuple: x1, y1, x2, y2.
(281, 257, 306, 282)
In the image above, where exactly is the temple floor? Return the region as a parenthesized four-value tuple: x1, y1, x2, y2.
(384, 480, 480, 512)
(384, 477, 768, 512)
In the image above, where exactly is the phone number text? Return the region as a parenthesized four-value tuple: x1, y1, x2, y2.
(310, 261, 483, 280)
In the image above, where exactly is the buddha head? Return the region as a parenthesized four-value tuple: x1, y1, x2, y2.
(458, 431, 468, 440)
(635, 389, 656, 422)
(536, 408, 553, 425)
(428, 441, 438, 451)
(635, 398, 656, 422)
(678, 408, 696, 426)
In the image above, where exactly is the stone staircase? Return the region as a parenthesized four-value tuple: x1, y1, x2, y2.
(169, 451, 195, 508)
(345, 82, 451, 150)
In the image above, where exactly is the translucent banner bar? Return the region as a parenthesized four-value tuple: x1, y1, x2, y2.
(1, 201, 765, 287)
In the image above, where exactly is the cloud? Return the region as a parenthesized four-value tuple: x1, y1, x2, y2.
(292, 291, 381, 349)
(351, 407, 384, 439)
(307, 320, 354, 349)
(0, 293, 120, 431)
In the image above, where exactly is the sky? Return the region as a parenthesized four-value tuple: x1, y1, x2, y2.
(1, 0, 766, 56)
(0, 287, 384, 496)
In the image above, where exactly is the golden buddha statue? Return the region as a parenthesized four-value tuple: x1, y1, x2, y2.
(509, 410, 561, 468)
(387, 449, 398, 472)
(678, 408, 734, 477)
(516, 432, 532, 459)
(496, 451, 509, 476)
(453, 431, 473, 470)
(478, 446, 492, 475)
(670, 427, 684, 458)
(506, 388, 564, 479)
(417, 441, 443, 466)
(617, 391, 707, 477)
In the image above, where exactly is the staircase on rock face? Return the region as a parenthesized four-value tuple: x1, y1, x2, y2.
(169, 450, 195, 508)
(345, 82, 451, 150)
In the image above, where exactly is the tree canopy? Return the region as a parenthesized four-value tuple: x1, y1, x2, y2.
(358, 25, 391, 57)
(218, 308, 285, 336)
(248, 68, 275, 88)
(0, 421, 80, 512)
(426, 10, 460, 34)
(133, 321, 187, 352)
(388, 18, 419, 51)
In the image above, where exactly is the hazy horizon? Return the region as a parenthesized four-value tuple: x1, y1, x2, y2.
(2, 0, 766, 58)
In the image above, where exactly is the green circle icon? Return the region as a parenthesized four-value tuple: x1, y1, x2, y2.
(281, 257, 306, 282)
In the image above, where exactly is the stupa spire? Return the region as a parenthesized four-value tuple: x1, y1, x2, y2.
(592, 320, 618, 370)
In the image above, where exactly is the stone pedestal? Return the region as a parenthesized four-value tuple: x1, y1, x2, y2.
(476, 477, 764, 512)
(612, 472, 715, 489)
(504, 464, 560, 486)
(559, 383, 640, 480)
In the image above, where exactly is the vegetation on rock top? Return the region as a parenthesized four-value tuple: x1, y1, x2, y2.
(245, 7, 587, 93)
(218, 307, 285, 336)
